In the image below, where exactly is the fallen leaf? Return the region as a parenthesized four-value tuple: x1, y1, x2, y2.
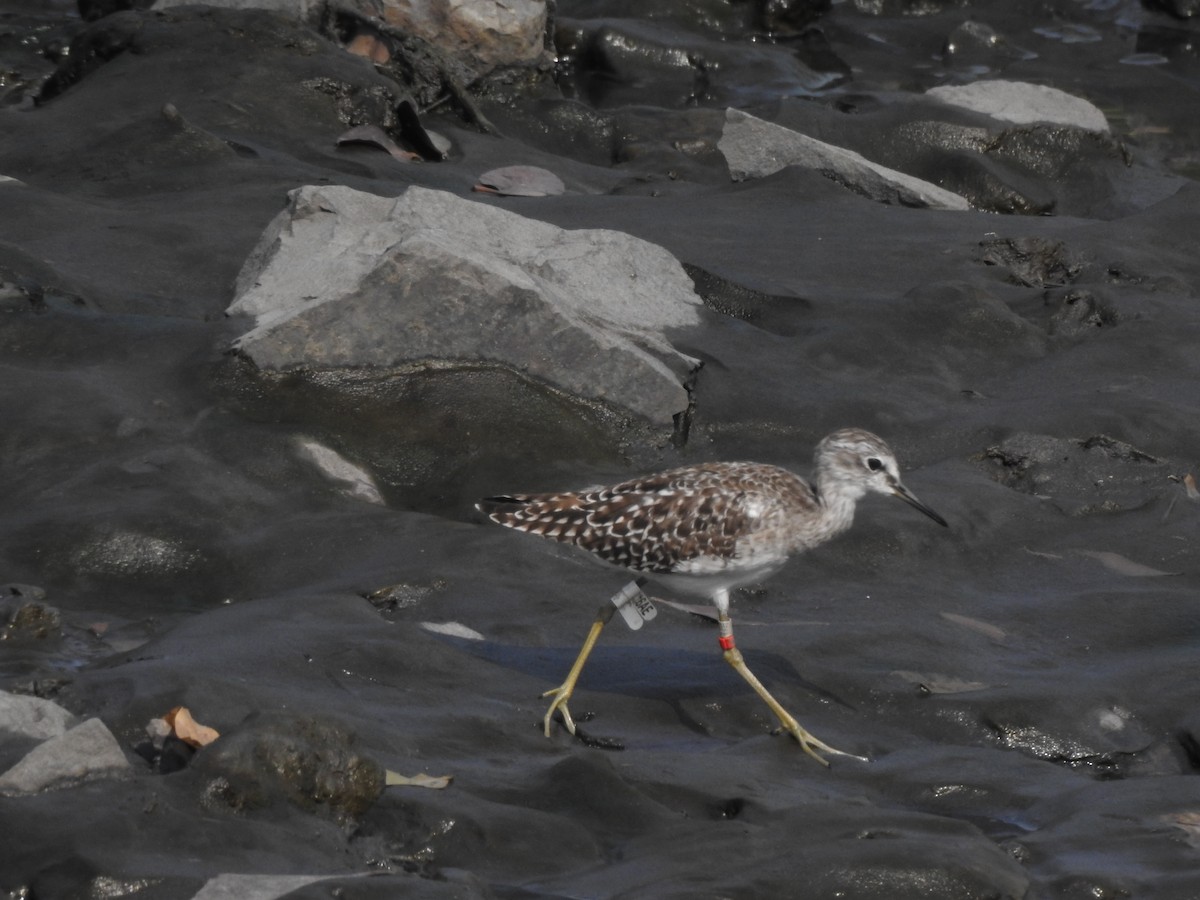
(474, 165, 565, 197)
(345, 33, 390, 64)
(336, 125, 419, 162)
(296, 438, 384, 505)
(164, 706, 220, 748)
(1075, 550, 1181, 577)
(420, 621, 484, 641)
(940, 612, 1007, 641)
(1185, 473, 1199, 500)
(1022, 547, 1063, 560)
(386, 771, 452, 789)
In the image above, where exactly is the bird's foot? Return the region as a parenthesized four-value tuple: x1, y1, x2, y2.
(540, 684, 578, 737)
(776, 714, 868, 766)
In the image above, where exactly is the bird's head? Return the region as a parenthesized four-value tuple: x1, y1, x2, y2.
(815, 428, 948, 527)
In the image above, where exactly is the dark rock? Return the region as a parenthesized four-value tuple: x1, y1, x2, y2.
(757, 0, 833, 34)
(1046, 288, 1119, 337)
(979, 237, 1082, 287)
(554, 15, 842, 108)
(982, 697, 1157, 773)
(850, 0, 959, 13)
(980, 432, 1172, 515)
(684, 263, 805, 335)
(194, 713, 384, 822)
(36, 10, 146, 103)
(0, 588, 61, 641)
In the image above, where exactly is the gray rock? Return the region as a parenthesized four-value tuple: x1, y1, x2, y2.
(718, 108, 971, 210)
(0, 691, 77, 742)
(0, 717, 130, 794)
(926, 80, 1109, 133)
(228, 185, 703, 426)
(352, 0, 549, 77)
(151, 0, 550, 79)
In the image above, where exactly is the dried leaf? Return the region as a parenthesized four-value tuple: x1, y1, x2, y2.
(336, 125, 419, 162)
(474, 165, 565, 197)
(345, 33, 391, 64)
(420, 621, 484, 641)
(893, 670, 989, 694)
(164, 706, 220, 748)
(386, 771, 452, 789)
(1022, 547, 1063, 560)
(1075, 550, 1180, 577)
(296, 439, 384, 505)
(1185, 473, 1199, 500)
(940, 612, 1006, 641)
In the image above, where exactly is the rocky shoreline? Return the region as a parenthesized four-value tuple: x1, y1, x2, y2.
(3, 1, 1200, 897)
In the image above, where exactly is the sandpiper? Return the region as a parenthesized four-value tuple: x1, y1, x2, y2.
(478, 427, 948, 764)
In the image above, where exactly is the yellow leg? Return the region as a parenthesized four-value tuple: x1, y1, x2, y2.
(719, 615, 865, 765)
(542, 604, 615, 737)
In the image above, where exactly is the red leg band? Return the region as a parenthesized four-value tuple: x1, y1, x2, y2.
(718, 635, 736, 651)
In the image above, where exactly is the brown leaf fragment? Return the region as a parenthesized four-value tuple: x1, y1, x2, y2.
(474, 165, 565, 197)
(336, 125, 419, 162)
(1075, 550, 1181, 577)
(345, 33, 391, 64)
(164, 706, 220, 748)
(1185, 473, 1199, 500)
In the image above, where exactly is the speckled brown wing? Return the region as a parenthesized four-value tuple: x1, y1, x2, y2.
(479, 463, 813, 575)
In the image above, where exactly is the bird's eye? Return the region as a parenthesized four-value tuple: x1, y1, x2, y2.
(866, 457, 883, 472)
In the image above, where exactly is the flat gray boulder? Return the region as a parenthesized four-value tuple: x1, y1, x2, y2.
(0, 717, 130, 794)
(718, 108, 970, 210)
(926, 80, 1109, 133)
(228, 185, 703, 426)
(0, 691, 77, 742)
